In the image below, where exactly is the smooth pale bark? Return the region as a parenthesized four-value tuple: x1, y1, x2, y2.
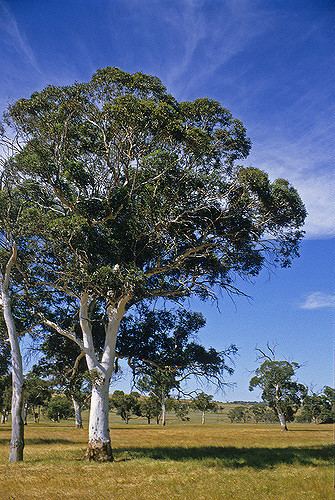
(277, 410, 288, 431)
(2, 244, 24, 462)
(80, 292, 129, 461)
(275, 383, 288, 431)
(161, 395, 166, 427)
(201, 410, 205, 425)
(23, 403, 28, 425)
(72, 396, 83, 428)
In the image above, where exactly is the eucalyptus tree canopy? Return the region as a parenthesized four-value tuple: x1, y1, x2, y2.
(1, 67, 306, 460)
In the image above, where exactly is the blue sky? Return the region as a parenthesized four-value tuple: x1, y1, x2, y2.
(1, 0, 333, 400)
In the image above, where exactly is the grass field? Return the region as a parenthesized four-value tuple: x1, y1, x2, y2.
(0, 413, 333, 500)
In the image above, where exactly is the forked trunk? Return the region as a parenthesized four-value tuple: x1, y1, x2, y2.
(277, 411, 288, 431)
(85, 380, 113, 461)
(80, 292, 129, 462)
(72, 397, 83, 429)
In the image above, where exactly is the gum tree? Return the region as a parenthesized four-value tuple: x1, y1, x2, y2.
(2, 67, 306, 460)
(193, 392, 218, 424)
(249, 347, 307, 431)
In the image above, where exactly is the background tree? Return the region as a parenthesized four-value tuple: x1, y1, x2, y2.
(109, 390, 141, 424)
(138, 395, 161, 425)
(32, 330, 96, 429)
(171, 399, 190, 422)
(249, 347, 307, 431)
(300, 387, 335, 424)
(46, 395, 73, 422)
(23, 372, 52, 424)
(2, 67, 306, 460)
(227, 406, 248, 423)
(250, 403, 267, 423)
(119, 307, 236, 426)
(193, 392, 218, 424)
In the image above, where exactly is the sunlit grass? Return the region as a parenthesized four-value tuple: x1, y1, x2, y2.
(0, 415, 333, 499)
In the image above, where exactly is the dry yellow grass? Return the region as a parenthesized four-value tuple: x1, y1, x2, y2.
(0, 418, 332, 500)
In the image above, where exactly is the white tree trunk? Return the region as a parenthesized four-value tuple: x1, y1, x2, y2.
(72, 396, 83, 429)
(80, 292, 129, 461)
(1, 244, 25, 462)
(201, 410, 205, 425)
(161, 396, 166, 427)
(275, 383, 288, 431)
(86, 377, 112, 460)
(277, 410, 288, 431)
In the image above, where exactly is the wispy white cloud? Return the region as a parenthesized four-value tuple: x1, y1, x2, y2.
(300, 292, 335, 310)
(160, 0, 273, 97)
(0, 0, 41, 73)
(246, 95, 335, 238)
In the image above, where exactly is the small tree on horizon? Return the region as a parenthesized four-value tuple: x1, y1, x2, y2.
(193, 392, 218, 424)
(249, 346, 307, 431)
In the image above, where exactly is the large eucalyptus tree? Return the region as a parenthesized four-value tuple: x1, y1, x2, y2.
(1, 67, 306, 460)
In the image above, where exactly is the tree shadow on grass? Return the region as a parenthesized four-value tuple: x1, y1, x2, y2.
(116, 445, 334, 469)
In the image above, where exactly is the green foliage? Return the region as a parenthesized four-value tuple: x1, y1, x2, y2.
(24, 372, 52, 409)
(138, 396, 161, 424)
(300, 387, 335, 424)
(119, 306, 237, 396)
(227, 406, 248, 423)
(46, 395, 73, 422)
(2, 66, 306, 309)
(193, 392, 218, 413)
(249, 358, 307, 423)
(0, 325, 10, 363)
(171, 400, 190, 421)
(109, 390, 142, 424)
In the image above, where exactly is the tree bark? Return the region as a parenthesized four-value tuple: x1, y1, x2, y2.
(80, 292, 129, 461)
(161, 396, 166, 426)
(201, 410, 205, 425)
(277, 410, 288, 431)
(85, 379, 113, 461)
(72, 396, 83, 429)
(2, 244, 25, 462)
